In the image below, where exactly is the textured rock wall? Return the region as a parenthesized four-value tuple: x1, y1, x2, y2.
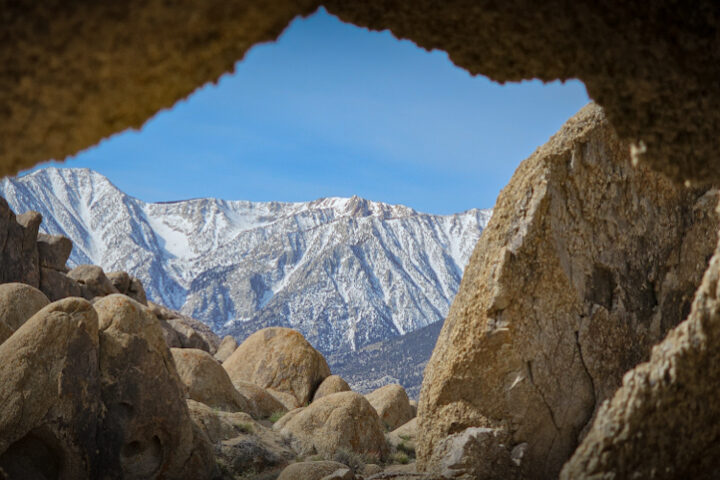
(561, 230, 720, 478)
(416, 104, 718, 479)
(2, 2, 720, 184)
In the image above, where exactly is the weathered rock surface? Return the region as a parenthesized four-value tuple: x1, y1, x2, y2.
(232, 381, 288, 419)
(171, 348, 258, 416)
(95, 294, 215, 479)
(224, 327, 330, 408)
(39, 266, 83, 301)
(0, 283, 49, 344)
(321, 468, 355, 480)
(148, 301, 220, 353)
(274, 391, 388, 458)
(0, 199, 40, 288)
(214, 335, 238, 363)
(426, 427, 524, 480)
(278, 461, 350, 480)
(188, 400, 293, 477)
(366, 384, 414, 430)
(561, 233, 720, 479)
(0, 298, 100, 479)
(37, 233, 72, 271)
(68, 264, 117, 299)
(313, 374, 351, 402)
(108, 271, 148, 305)
(417, 104, 719, 478)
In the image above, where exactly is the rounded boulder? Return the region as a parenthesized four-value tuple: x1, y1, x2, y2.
(223, 327, 330, 408)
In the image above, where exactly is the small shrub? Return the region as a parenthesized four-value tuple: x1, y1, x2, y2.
(268, 411, 286, 423)
(398, 434, 412, 442)
(396, 440, 415, 458)
(237, 422, 254, 434)
(333, 448, 366, 473)
(390, 452, 410, 465)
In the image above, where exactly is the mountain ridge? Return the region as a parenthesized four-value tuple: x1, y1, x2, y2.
(0, 167, 491, 355)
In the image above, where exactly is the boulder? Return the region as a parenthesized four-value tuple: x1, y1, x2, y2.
(36, 232, 72, 271)
(223, 327, 330, 408)
(274, 391, 388, 459)
(426, 427, 524, 480)
(148, 301, 220, 353)
(232, 380, 288, 418)
(107, 271, 131, 293)
(0, 200, 40, 288)
(0, 298, 101, 479)
(417, 104, 720, 478)
(168, 319, 211, 352)
(94, 294, 215, 479)
(561, 235, 720, 479)
(68, 264, 118, 299)
(127, 276, 148, 305)
(277, 461, 350, 480)
(366, 384, 414, 430)
(171, 348, 258, 415)
(321, 468, 355, 480)
(39, 266, 83, 301)
(0, 283, 49, 344)
(108, 271, 147, 305)
(313, 374, 351, 401)
(214, 335, 238, 363)
(188, 400, 293, 476)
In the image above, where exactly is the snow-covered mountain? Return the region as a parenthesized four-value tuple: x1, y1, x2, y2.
(0, 168, 491, 354)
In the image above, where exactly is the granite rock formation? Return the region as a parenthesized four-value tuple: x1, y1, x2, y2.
(417, 104, 719, 478)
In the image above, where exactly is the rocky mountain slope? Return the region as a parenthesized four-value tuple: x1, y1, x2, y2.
(0, 168, 490, 355)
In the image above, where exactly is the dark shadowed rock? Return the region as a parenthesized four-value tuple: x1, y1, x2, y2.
(95, 294, 215, 480)
(37, 233, 72, 271)
(0, 200, 40, 288)
(561, 234, 720, 479)
(0, 283, 49, 345)
(39, 267, 83, 301)
(0, 298, 100, 479)
(108, 271, 148, 305)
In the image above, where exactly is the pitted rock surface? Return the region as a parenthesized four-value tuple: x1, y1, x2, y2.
(417, 104, 719, 478)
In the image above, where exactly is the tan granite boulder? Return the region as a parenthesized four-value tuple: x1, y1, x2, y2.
(171, 348, 257, 416)
(313, 374, 351, 401)
(274, 391, 388, 459)
(366, 384, 414, 430)
(0, 283, 49, 344)
(0, 298, 101, 478)
(214, 334, 238, 363)
(232, 380, 288, 419)
(417, 104, 719, 478)
(224, 327, 330, 408)
(68, 264, 118, 299)
(95, 294, 216, 479)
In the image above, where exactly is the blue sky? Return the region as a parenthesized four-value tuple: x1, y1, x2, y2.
(28, 8, 589, 214)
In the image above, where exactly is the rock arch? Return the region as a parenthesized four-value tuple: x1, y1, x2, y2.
(2, 1, 719, 184)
